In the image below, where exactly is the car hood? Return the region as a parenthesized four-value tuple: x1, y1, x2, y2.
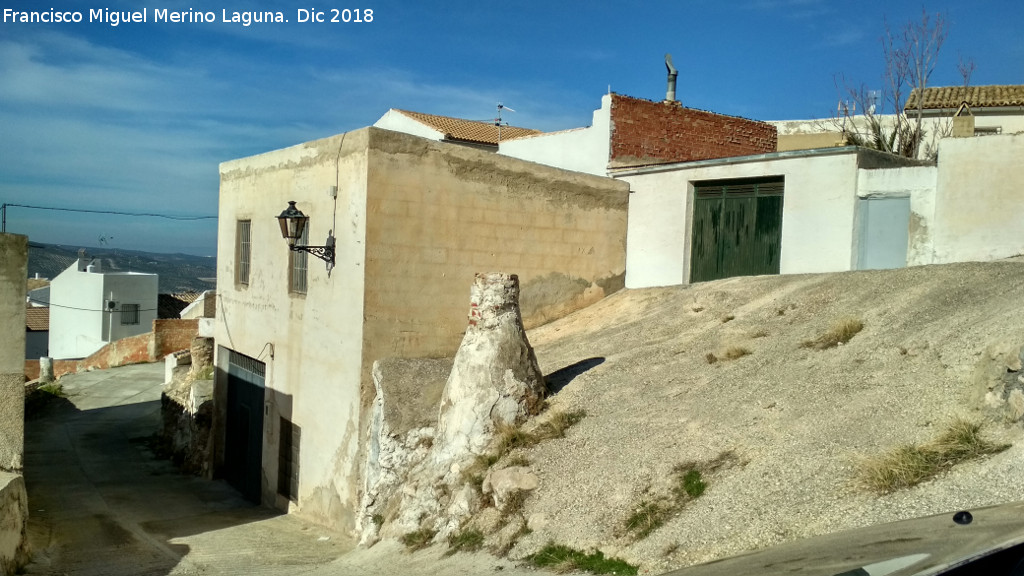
(660, 500, 1024, 576)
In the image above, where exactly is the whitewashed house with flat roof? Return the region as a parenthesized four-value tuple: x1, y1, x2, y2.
(49, 253, 158, 359)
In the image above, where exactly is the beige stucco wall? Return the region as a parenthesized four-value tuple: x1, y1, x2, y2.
(0, 234, 26, 472)
(361, 127, 628, 364)
(217, 130, 369, 532)
(931, 134, 1024, 264)
(0, 235, 28, 575)
(216, 127, 628, 535)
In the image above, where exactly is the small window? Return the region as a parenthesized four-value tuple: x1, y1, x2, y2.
(289, 224, 309, 294)
(236, 220, 251, 285)
(120, 303, 140, 325)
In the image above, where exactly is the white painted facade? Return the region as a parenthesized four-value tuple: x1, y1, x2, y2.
(498, 94, 612, 176)
(619, 134, 1024, 289)
(930, 134, 1024, 264)
(855, 166, 937, 267)
(48, 259, 158, 359)
(620, 148, 873, 288)
(373, 109, 445, 141)
(216, 130, 369, 530)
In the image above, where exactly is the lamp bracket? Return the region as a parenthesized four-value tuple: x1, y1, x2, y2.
(290, 244, 335, 264)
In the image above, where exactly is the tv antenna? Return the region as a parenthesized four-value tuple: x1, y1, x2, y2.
(494, 103, 516, 143)
(867, 90, 881, 115)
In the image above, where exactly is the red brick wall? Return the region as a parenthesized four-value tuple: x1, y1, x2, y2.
(77, 331, 152, 373)
(24, 360, 38, 382)
(153, 319, 200, 358)
(609, 94, 777, 167)
(24, 319, 199, 380)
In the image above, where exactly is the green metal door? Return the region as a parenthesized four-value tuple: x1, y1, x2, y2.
(225, 349, 266, 503)
(690, 178, 784, 283)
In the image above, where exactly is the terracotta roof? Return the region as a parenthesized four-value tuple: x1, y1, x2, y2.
(159, 292, 200, 319)
(905, 85, 1024, 111)
(26, 307, 49, 331)
(393, 109, 541, 145)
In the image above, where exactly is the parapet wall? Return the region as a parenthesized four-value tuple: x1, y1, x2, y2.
(610, 94, 777, 167)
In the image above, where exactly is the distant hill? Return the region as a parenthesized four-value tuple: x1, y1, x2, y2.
(27, 242, 217, 294)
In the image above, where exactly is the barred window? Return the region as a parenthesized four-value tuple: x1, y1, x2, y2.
(289, 224, 308, 294)
(120, 303, 140, 325)
(236, 220, 251, 285)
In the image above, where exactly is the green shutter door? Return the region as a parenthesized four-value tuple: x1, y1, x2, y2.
(690, 178, 784, 283)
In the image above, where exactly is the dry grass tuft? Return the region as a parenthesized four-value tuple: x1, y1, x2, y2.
(801, 317, 864, 349)
(444, 528, 484, 556)
(465, 410, 587, 487)
(400, 528, 437, 551)
(858, 419, 1010, 493)
(721, 346, 751, 360)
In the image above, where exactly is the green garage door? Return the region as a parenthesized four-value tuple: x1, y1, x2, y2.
(690, 177, 784, 283)
(225, 349, 266, 503)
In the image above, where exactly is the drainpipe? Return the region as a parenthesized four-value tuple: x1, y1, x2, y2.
(665, 53, 678, 103)
(107, 291, 114, 343)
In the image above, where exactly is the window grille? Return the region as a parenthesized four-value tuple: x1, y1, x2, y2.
(236, 220, 251, 285)
(289, 225, 308, 294)
(120, 303, 140, 325)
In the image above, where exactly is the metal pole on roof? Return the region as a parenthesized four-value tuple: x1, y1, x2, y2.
(2, 204, 6, 234)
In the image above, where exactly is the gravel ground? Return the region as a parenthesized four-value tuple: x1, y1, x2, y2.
(492, 260, 1024, 574)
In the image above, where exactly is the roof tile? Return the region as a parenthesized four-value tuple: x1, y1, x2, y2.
(26, 306, 49, 331)
(394, 109, 541, 145)
(905, 85, 1024, 110)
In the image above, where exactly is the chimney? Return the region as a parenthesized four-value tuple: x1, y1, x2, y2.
(664, 53, 678, 104)
(77, 249, 88, 271)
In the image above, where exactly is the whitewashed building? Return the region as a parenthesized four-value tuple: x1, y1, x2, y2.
(620, 134, 1024, 288)
(48, 254, 158, 359)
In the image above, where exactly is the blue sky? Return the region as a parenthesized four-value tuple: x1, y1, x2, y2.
(1, 0, 1021, 256)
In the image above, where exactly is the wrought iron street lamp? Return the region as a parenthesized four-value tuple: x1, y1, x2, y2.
(277, 201, 335, 265)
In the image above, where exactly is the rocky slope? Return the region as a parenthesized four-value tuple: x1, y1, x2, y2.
(367, 260, 1024, 575)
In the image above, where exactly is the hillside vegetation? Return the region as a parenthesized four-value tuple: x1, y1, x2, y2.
(27, 242, 216, 293)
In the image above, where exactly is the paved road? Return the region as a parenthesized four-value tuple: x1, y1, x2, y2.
(23, 363, 351, 576)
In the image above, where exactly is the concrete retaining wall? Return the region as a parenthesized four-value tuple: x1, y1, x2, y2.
(0, 474, 27, 575)
(0, 234, 28, 575)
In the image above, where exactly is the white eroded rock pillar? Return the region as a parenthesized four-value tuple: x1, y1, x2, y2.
(435, 273, 545, 462)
